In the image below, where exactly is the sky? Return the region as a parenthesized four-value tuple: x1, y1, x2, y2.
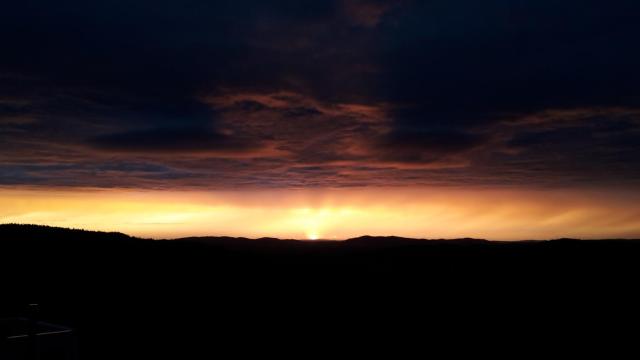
(2, 0, 640, 239)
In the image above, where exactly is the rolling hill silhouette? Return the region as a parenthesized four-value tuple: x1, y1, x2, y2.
(2, 224, 639, 359)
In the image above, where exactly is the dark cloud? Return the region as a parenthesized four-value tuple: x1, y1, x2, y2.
(494, 109, 640, 183)
(1, 0, 640, 189)
(342, 0, 402, 27)
(376, 1, 640, 135)
(88, 127, 263, 154)
(376, 128, 489, 164)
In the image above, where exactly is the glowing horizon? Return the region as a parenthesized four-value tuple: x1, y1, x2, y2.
(2, 187, 640, 240)
(3, 1, 640, 245)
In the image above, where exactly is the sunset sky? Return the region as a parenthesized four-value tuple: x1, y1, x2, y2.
(2, 1, 640, 239)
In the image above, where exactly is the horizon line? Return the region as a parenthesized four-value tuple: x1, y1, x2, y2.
(3, 223, 640, 243)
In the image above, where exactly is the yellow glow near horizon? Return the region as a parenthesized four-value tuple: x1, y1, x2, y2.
(306, 231, 320, 240)
(2, 187, 640, 240)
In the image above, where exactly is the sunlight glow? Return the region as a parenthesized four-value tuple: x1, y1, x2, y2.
(2, 187, 640, 240)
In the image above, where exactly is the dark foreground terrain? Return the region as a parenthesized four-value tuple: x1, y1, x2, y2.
(2, 224, 639, 358)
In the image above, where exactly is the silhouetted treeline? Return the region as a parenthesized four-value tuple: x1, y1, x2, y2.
(2, 224, 639, 359)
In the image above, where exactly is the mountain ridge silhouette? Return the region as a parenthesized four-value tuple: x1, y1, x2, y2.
(2, 223, 639, 359)
(3, 223, 635, 243)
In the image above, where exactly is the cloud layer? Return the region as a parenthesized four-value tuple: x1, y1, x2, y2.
(1, 0, 640, 189)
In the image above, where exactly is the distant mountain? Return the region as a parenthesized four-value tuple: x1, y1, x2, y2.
(2, 223, 640, 360)
(344, 235, 491, 247)
(2, 223, 638, 246)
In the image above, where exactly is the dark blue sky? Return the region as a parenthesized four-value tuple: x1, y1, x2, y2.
(1, 0, 639, 189)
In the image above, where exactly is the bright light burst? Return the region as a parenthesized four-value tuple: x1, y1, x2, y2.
(306, 231, 320, 240)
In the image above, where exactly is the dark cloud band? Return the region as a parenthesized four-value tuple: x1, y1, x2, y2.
(1, 0, 640, 189)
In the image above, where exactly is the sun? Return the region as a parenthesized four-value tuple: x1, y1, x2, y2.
(306, 231, 320, 240)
